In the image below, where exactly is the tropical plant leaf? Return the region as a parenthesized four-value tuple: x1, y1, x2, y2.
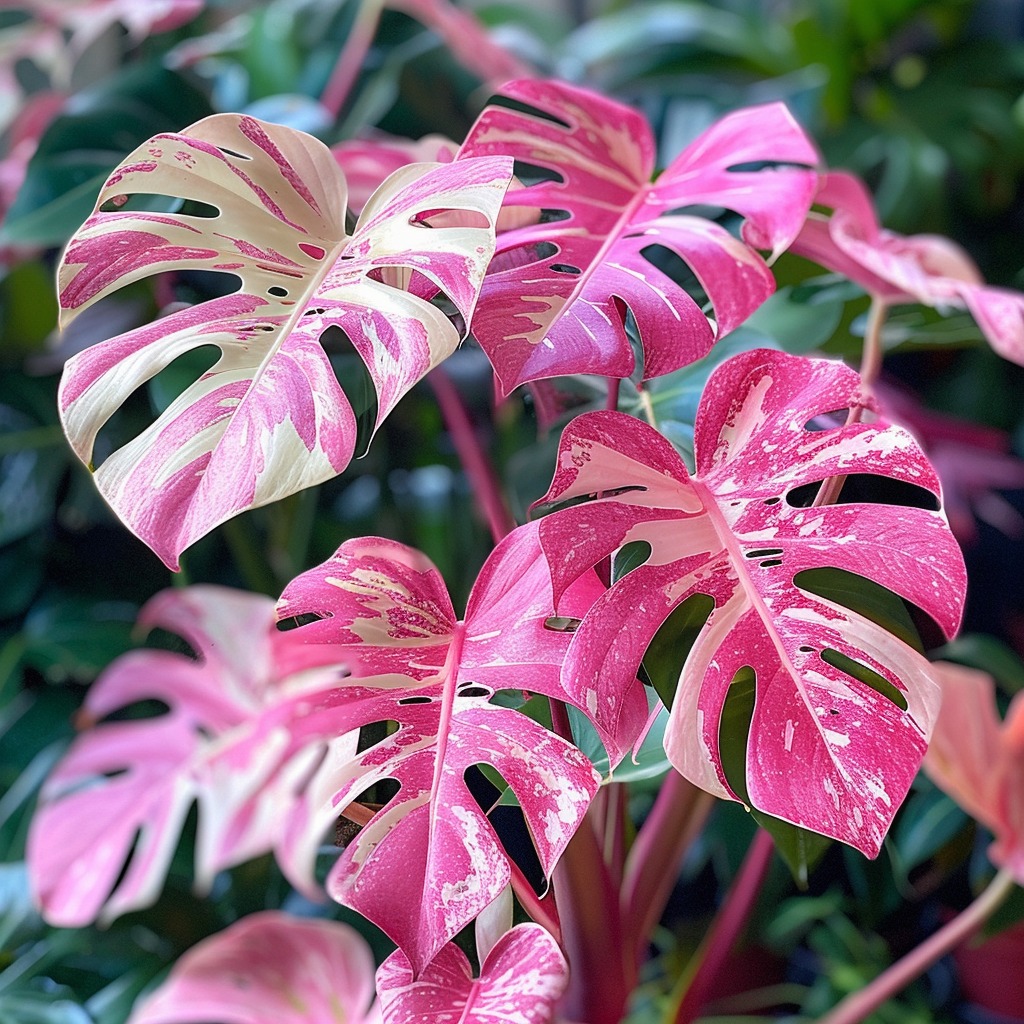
(270, 526, 620, 972)
(275, 522, 647, 763)
(532, 348, 967, 856)
(924, 662, 1024, 882)
(26, 586, 354, 926)
(127, 911, 381, 1024)
(456, 79, 819, 393)
(376, 924, 567, 1024)
(56, 113, 512, 568)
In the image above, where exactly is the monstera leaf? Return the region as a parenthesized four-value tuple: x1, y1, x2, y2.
(275, 523, 647, 761)
(56, 113, 512, 568)
(533, 349, 967, 856)
(26, 586, 355, 926)
(128, 911, 381, 1024)
(456, 79, 818, 393)
(376, 924, 567, 1024)
(269, 526, 618, 972)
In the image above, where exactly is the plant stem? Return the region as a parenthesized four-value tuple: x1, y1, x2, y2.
(669, 827, 776, 1024)
(621, 769, 715, 970)
(812, 297, 888, 508)
(508, 858, 562, 943)
(430, 366, 516, 546)
(320, 0, 386, 119)
(555, 811, 630, 1024)
(817, 867, 1018, 1024)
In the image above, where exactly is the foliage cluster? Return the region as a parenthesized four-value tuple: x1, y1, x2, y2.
(3, 2, 1024, 1023)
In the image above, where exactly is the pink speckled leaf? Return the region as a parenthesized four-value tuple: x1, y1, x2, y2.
(271, 528, 608, 973)
(376, 923, 567, 1024)
(26, 586, 354, 927)
(534, 348, 967, 856)
(128, 911, 380, 1024)
(57, 113, 511, 568)
(276, 523, 647, 763)
(457, 79, 818, 393)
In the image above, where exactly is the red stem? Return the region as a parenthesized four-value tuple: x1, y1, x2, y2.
(671, 827, 776, 1024)
(554, 812, 629, 1024)
(320, 0, 386, 119)
(429, 366, 516, 546)
(621, 770, 714, 971)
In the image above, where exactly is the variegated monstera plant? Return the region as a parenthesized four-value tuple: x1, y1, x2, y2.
(25, 59, 1024, 1024)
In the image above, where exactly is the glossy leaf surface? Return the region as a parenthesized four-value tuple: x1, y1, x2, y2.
(534, 348, 966, 855)
(272, 528, 609, 972)
(457, 79, 818, 392)
(57, 113, 511, 567)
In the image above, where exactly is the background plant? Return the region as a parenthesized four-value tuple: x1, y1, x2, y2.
(3, 1, 1024, 1023)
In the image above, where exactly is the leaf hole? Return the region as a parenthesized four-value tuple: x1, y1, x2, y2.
(544, 616, 580, 633)
(412, 208, 490, 229)
(457, 682, 492, 698)
(763, 496, 781, 506)
(98, 194, 220, 218)
(550, 263, 581, 275)
(277, 612, 325, 631)
(786, 474, 940, 511)
(641, 243, 710, 312)
(267, 286, 289, 297)
(745, 548, 783, 559)
(512, 160, 566, 187)
(795, 567, 928, 653)
(397, 695, 434, 705)
(640, 593, 715, 710)
(803, 409, 849, 431)
(820, 648, 908, 711)
(324, 326, 379, 457)
(304, 307, 327, 317)
(612, 539, 652, 582)
(489, 240, 559, 276)
(759, 558, 783, 568)
(216, 146, 251, 161)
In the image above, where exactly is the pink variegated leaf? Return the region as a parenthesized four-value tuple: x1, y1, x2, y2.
(534, 348, 967, 856)
(332, 132, 457, 215)
(376, 923, 567, 1024)
(26, 586, 355, 926)
(270, 681, 597, 975)
(57, 114, 512, 569)
(128, 911, 380, 1024)
(791, 170, 1024, 366)
(457, 79, 819, 393)
(269, 527, 620, 971)
(276, 522, 647, 762)
(924, 663, 1024, 883)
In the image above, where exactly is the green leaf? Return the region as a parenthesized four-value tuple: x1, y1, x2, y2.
(718, 667, 831, 887)
(640, 593, 714, 710)
(0, 63, 212, 246)
(21, 595, 138, 684)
